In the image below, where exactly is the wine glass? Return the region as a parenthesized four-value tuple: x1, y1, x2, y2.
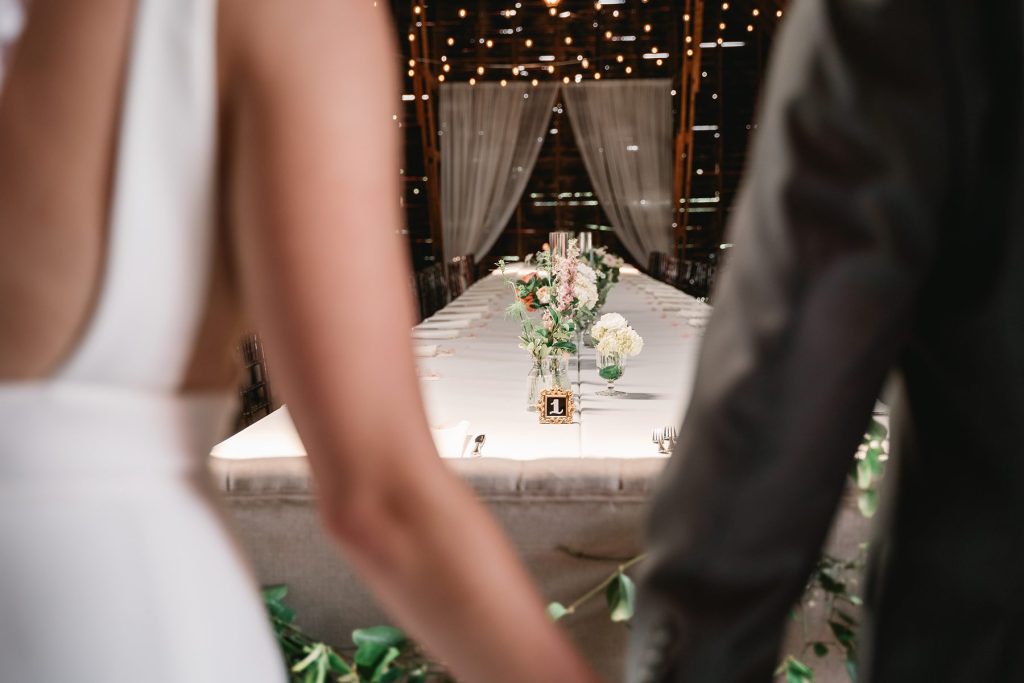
(596, 351, 627, 397)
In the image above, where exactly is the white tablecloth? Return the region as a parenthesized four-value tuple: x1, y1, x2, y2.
(415, 266, 706, 459)
(212, 266, 710, 460)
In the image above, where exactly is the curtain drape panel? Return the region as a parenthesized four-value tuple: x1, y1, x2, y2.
(560, 80, 675, 264)
(439, 82, 559, 262)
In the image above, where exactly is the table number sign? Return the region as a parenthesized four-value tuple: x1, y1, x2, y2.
(537, 389, 574, 424)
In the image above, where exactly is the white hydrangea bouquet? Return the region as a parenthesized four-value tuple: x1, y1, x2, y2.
(590, 312, 643, 397)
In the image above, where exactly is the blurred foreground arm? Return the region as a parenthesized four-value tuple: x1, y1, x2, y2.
(222, 2, 600, 682)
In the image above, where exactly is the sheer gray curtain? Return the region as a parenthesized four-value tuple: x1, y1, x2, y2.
(561, 80, 675, 264)
(440, 82, 558, 262)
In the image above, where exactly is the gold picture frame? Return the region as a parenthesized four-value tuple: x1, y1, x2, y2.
(537, 388, 575, 424)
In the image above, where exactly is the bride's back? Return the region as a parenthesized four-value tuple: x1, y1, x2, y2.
(0, 1, 136, 379)
(0, 0, 241, 389)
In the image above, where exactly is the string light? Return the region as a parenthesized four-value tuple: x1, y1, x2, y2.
(594, 1, 602, 9)
(722, 2, 729, 9)
(413, 5, 421, 15)
(581, 58, 590, 69)
(687, 48, 693, 56)
(441, 55, 447, 62)
(458, 8, 467, 18)
(625, 65, 632, 74)
(532, 78, 539, 86)
(469, 77, 476, 85)
(447, 37, 455, 46)
(776, 9, 783, 17)
(408, 59, 415, 67)
(752, 8, 759, 16)
(549, 7, 557, 15)
(563, 76, 570, 83)
(477, 66, 485, 75)
(438, 74, 445, 82)
(407, 69, 415, 77)
(747, 24, 753, 31)
(500, 79, 508, 87)
(443, 63, 451, 72)
(605, 30, 613, 39)
(547, 65, 555, 73)
(408, 33, 415, 41)
(719, 22, 726, 30)
(564, 36, 573, 45)
(593, 72, 601, 80)
(684, 13, 690, 21)
(486, 39, 494, 48)
(686, 35, 692, 43)
(656, 59, 663, 66)
(525, 38, 533, 47)
(644, 23, 652, 32)
(616, 54, 624, 62)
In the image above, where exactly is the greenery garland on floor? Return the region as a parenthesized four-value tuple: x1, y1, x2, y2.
(263, 419, 887, 683)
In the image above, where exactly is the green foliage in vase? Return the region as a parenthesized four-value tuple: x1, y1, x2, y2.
(598, 364, 623, 382)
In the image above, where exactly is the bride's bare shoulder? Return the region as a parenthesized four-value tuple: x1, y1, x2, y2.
(218, 0, 394, 85)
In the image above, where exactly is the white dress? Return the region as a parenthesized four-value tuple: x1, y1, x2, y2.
(0, 1, 287, 681)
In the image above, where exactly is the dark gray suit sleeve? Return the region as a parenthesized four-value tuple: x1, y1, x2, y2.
(629, 0, 954, 680)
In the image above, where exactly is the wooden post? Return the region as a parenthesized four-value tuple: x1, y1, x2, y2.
(410, 2, 444, 262)
(673, 0, 704, 261)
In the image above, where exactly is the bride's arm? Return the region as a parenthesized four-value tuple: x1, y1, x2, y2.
(220, 2, 601, 683)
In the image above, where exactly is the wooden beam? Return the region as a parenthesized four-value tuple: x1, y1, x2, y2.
(673, 0, 704, 261)
(410, 1, 444, 262)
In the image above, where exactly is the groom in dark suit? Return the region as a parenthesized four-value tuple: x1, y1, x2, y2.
(628, 0, 1024, 680)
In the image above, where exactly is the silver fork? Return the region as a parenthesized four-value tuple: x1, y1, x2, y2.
(652, 428, 665, 454)
(665, 426, 678, 451)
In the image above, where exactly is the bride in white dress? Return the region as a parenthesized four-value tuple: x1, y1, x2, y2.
(0, 2, 600, 682)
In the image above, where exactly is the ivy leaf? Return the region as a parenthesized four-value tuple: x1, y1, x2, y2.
(263, 585, 289, 602)
(845, 657, 858, 682)
(865, 446, 882, 477)
(855, 460, 873, 489)
(785, 657, 814, 683)
(866, 419, 888, 441)
(547, 602, 570, 621)
(857, 490, 878, 518)
(835, 610, 858, 626)
(353, 626, 405, 670)
(818, 571, 846, 595)
(829, 620, 856, 646)
(606, 572, 637, 623)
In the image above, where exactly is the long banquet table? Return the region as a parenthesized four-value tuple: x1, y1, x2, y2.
(212, 265, 711, 462)
(415, 264, 709, 460)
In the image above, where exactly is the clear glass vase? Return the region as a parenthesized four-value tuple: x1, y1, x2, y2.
(526, 354, 570, 410)
(596, 351, 627, 397)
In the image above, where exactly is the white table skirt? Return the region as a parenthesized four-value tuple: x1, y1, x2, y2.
(212, 266, 710, 461)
